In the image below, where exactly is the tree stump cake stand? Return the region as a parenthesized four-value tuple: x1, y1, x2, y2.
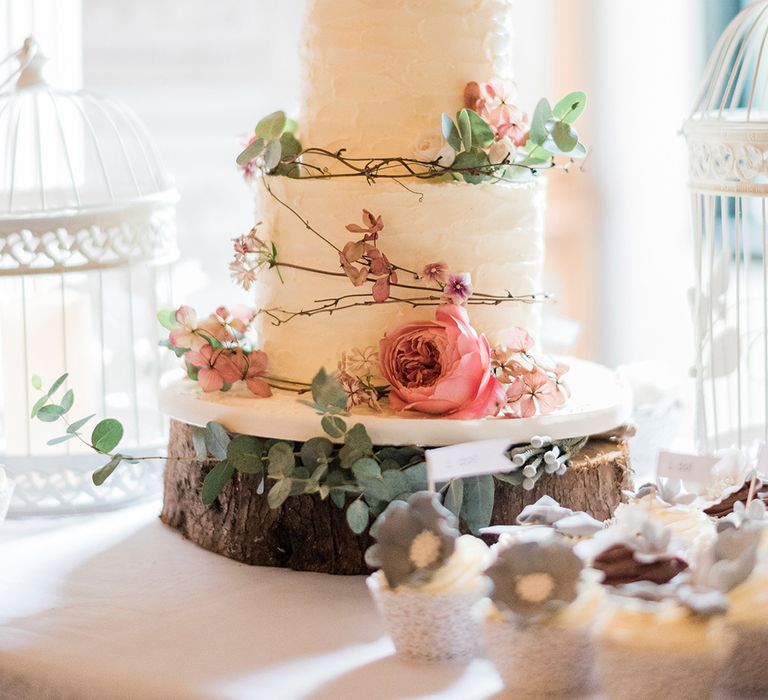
(159, 358, 634, 575)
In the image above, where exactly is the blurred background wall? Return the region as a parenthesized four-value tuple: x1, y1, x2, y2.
(2, 0, 754, 375)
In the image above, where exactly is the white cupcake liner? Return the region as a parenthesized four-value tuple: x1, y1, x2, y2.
(481, 618, 594, 696)
(721, 622, 768, 694)
(366, 575, 482, 662)
(597, 642, 730, 700)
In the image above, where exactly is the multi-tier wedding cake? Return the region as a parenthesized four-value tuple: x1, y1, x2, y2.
(155, 0, 634, 574)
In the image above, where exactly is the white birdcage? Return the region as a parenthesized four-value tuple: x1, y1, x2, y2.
(0, 38, 178, 515)
(684, 0, 768, 453)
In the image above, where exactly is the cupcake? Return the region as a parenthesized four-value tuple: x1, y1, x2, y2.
(711, 505, 768, 694)
(596, 593, 734, 700)
(478, 539, 602, 695)
(365, 491, 489, 662)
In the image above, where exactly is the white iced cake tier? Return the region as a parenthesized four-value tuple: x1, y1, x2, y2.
(301, 0, 514, 157)
(254, 175, 546, 383)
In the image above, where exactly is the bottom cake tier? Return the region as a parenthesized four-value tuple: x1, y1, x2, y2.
(161, 420, 631, 575)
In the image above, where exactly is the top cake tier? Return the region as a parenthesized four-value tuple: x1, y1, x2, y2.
(300, 0, 515, 156)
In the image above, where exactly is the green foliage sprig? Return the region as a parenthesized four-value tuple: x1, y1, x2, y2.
(30, 370, 589, 535)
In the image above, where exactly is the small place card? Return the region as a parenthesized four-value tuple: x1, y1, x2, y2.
(426, 438, 514, 485)
(656, 450, 719, 485)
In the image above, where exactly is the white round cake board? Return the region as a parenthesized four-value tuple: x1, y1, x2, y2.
(159, 358, 633, 446)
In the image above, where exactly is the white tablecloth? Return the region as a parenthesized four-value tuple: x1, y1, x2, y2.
(0, 503, 504, 700)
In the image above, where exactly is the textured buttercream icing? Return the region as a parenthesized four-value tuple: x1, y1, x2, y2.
(727, 563, 768, 625)
(254, 176, 546, 382)
(598, 600, 728, 652)
(301, 0, 515, 156)
(614, 496, 714, 547)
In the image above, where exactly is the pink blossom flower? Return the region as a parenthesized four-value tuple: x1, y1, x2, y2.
(422, 262, 449, 284)
(245, 350, 272, 397)
(339, 370, 380, 411)
(504, 368, 562, 418)
(443, 273, 473, 305)
(464, 79, 530, 147)
(168, 306, 221, 351)
(379, 305, 505, 419)
(185, 345, 245, 393)
(503, 327, 534, 354)
(345, 209, 383, 242)
(238, 135, 260, 182)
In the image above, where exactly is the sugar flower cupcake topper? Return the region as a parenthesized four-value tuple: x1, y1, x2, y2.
(365, 491, 459, 588)
(486, 539, 583, 620)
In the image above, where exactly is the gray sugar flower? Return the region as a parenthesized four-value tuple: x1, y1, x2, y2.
(706, 522, 761, 592)
(486, 539, 583, 619)
(365, 491, 459, 588)
(516, 495, 574, 526)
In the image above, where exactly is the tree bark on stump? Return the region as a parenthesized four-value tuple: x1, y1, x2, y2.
(161, 420, 632, 575)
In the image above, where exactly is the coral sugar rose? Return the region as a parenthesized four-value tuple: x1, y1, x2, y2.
(379, 305, 505, 419)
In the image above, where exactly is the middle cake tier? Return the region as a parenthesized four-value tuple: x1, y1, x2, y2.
(253, 176, 547, 383)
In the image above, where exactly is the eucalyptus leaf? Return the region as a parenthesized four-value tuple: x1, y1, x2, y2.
(267, 477, 292, 509)
(444, 478, 464, 518)
(30, 395, 48, 419)
(284, 117, 299, 134)
(466, 109, 494, 148)
(460, 474, 495, 534)
(254, 110, 287, 140)
(191, 427, 208, 460)
(36, 404, 65, 422)
(552, 121, 578, 152)
(457, 109, 472, 150)
(382, 469, 411, 500)
(300, 436, 334, 468)
(311, 462, 329, 483)
(235, 137, 265, 166)
(552, 91, 587, 124)
(529, 98, 553, 145)
(227, 435, 265, 474)
(404, 462, 428, 492)
(345, 423, 373, 454)
(91, 419, 124, 453)
(47, 433, 76, 446)
(267, 441, 296, 477)
(92, 454, 123, 486)
(346, 499, 370, 534)
(204, 421, 230, 460)
(321, 414, 347, 438)
(156, 309, 177, 331)
(452, 148, 490, 184)
(47, 373, 69, 398)
(263, 139, 282, 171)
(31, 374, 42, 390)
(441, 113, 462, 151)
(279, 131, 302, 159)
(67, 414, 95, 434)
(311, 368, 348, 412)
(352, 457, 382, 481)
(339, 444, 365, 469)
(202, 460, 235, 506)
(60, 389, 74, 413)
(330, 489, 347, 509)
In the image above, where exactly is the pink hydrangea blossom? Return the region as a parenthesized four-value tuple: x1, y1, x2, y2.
(185, 345, 245, 393)
(422, 262, 449, 284)
(443, 273, 473, 305)
(168, 306, 222, 351)
(464, 79, 530, 147)
(379, 305, 505, 419)
(504, 368, 562, 418)
(245, 350, 272, 397)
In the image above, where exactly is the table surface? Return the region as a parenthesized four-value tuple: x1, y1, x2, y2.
(0, 502, 510, 700)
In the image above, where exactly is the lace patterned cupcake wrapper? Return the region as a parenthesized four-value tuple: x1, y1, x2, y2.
(366, 576, 482, 663)
(482, 619, 594, 695)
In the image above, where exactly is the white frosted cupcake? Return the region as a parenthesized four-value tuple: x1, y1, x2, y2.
(365, 492, 489, 662)
(478, 539, 602, 695)
(712, 506, 768, 694)
(596, 596, 733, 700)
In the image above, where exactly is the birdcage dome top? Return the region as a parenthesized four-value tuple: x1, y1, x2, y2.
(0, 38, 177, 227)
(684, 1, 768, 195)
